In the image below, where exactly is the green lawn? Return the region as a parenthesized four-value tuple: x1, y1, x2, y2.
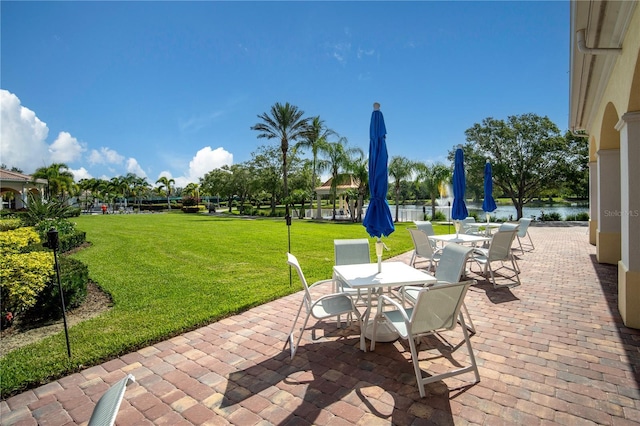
(1, 213, 448, 397)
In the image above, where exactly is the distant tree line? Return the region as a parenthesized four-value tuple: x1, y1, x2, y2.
(6, 110, 587, 221)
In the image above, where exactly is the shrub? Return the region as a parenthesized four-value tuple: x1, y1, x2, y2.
(539, 211, 562, 221)
(23, 256, 88, 322)
(59, 230, 87, 252)
(34, 217, 76, 240)
(566, 212, 590, 221)
(0, 251, 55, 318)
(182, 196, 197, 207)
(0, 227, 41, 255)
(23, 196, 72, 226)
(0, 219, 22, 232)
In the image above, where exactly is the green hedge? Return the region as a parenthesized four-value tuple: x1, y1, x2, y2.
(23, 256, 89, 322)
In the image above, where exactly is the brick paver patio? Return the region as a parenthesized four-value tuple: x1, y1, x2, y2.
(2, 224, 640, 425)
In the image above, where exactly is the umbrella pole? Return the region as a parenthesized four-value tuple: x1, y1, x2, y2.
(375, 237, 383, 273)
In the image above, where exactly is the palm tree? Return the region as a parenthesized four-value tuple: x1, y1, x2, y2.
(324, 137, 363, 220)
(388, 156, 415, 222)
(415, 162, 451, 219)
(295, 116, 335, 213)
(155, 176, 175, 210)
(251, 102, 309, 215)
(346, 154, 368, 222)
(130, 176, 150, 213)
(31, 163, 75, 200)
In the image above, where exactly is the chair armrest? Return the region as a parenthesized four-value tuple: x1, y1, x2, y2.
(377, 294, 412, 323)
(308, 278, 336, 289)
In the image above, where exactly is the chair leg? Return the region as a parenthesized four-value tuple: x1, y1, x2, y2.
(290, 313, 312, 359)
(459, 313, 481, 383)
(461, 302, 475, 334)
(407, 333, 426, 398)
(410, 251, 416, 267)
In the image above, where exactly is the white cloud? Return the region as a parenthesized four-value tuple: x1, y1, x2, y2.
(357, 48, 375, 59)
(155, 147, 232, 189)
(126, 158, 147, 178)
(0, 89, 50, 172)
(49, 131, 86, 163)
(186, 147, 232, 183)
(69, 167, 92, 181)
(88, 147, 125, 165)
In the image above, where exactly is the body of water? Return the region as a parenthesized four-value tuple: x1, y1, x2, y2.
(396, 202, 589, 222)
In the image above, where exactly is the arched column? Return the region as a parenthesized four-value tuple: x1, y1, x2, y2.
(588, 160, 598, 245)
(596, 149, 621, 264)
(615, 111, 640, 328)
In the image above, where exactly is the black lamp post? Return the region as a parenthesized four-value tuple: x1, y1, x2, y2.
(43, 227, 71, 358)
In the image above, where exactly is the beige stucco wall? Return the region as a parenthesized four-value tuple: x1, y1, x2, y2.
(589, 6, 640, 152)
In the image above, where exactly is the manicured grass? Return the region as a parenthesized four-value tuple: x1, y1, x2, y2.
(0, 213, 449, 397)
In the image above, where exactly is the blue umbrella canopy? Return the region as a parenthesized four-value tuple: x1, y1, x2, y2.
(451, 147, 468, 221)
(482, 160, 497, 213)
(363, 105, 395, 238)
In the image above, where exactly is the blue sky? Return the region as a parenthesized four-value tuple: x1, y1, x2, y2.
(1, 1, 569, 188)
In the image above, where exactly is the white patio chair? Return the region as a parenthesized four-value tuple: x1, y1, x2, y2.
(414, 220, 438, 250)
(371, 281, 480, 398)
(286, 253, 362, 359)
(334, 238, 371, 297)
(497, 222, 519, 232)
(414, 220, 436, 237)
(470, 229, 521, 288)
(401, 243, 476, 334)
(515, 217, 535, 254)
(408, 228, 442, 271)
(88, 374, 135, 426)
(460, 216, 476, 235)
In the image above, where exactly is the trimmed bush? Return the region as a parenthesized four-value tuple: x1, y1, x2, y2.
(23, 256, 88, 322)
(0, 219, 23, 232)
(0, 227, 41, 254)
(0, 252, 55, 318)
(566, 212, 590, 221)
(539, 211, 562, 221)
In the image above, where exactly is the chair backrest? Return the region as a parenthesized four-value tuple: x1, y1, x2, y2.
(409, 281, 474, 334)
(488, 230, 518, 261)
(407, 228, 434, 258)
(460, 217, 476, 234)
(287, 253, 313, 305)
(517, 218, 532, 237)
(435, 243, 474, 283)
(334, 239, 370, 265)
(414, 221, 435, 236)
(88, 374, 135, 426)
(498, 222, 519, 232)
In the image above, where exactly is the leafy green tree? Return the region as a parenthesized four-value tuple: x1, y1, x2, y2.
(251, 102, 309, 216)
(200, 167, 233, 212)
(155, 176, 175, 210)
(559, 131, 589, 198)
(248, 145, 282, 215)
(463, 113, 569, 219)
(388, 156, 416, 222)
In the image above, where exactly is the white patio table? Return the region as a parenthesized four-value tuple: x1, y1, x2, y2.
(464, 222, 503, 236)
(429, 233, 491, 248)
(333, 261, 436, 351)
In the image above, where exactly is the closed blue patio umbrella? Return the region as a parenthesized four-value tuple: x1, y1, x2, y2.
(482, 160, 497, 221)
(451, 146, 468, 236)
(363, 103, 394, 271)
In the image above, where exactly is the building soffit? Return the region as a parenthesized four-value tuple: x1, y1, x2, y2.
(569, 0, 637, 134)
